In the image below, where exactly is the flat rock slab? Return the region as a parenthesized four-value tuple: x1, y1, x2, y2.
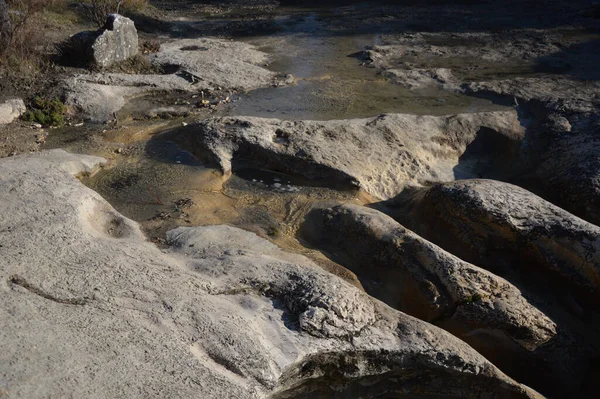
(62, 38, 278, 122)
(0, 150, 540, 398)
(148, 38, 274, 91)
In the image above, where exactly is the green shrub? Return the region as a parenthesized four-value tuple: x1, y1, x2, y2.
(266, 226, 279, 237)
(22, 97, 67, 127)
(462, 293, 483, 304)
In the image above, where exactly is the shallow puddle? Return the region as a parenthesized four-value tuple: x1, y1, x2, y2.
(229, 11, 510, 120)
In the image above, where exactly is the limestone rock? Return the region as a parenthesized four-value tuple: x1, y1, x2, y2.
(302, 204, 556, 350)
(464, 77, 600, 225)
(0, 150, 540, 398)
(184, 112, 524, 199)
(382, 179, 600, 396)
(302, 204, 600, 396)
(148, 38, 275, 91)
(92, 14, 138, 68)
(391, 179, 600, 298)
(525, 115, 600, 226)
(0, 98, 26, 125)
(62, 38, 277, 122)
(62, 73, 195, 122)
(384, 68, 455, 89)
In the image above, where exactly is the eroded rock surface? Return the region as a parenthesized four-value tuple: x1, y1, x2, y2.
(148, 38, 274, 90)
(93, 14, 139, 68)
(62, 38, 279, 122)
(383, 67, 455, 90)
(388, 179, 600, 298)
(302, 204, 555, 349)
(463, 77, 600, 225)
(65, 14, 138, 68)
(0, 150, 540, 398)
(301, 203, 598, 397)
(185, 111, 524, 200)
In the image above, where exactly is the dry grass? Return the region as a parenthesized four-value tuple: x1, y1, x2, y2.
(0, 1, 83, 97)
(0, 1, 68, 71)
(78, 0, 148, 27)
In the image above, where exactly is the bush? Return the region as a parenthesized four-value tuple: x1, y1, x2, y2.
(22, 97, 67, 127)
(0, 0, 65, 62)
(78, 0, 148, 27)
(266, 226, 279, 237)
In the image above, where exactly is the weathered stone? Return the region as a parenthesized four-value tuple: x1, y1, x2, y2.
(62, 38, 279, 122)
(0, 99, 26, 125)
(0, 150, 541, 399)
(62, 73, 194, 122)
(384, 68, 455, 89)
(463, 77, 600, 225)
(390, 179, 600, 299)
(303, 204, 556, 348)
(148, 38, 275, 91)
(92, 14, 138, 68)
(184, 111, 524, 199)
(302, 203, 598, 397)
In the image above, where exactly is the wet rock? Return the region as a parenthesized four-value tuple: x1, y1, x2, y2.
(0, 150, 540, 399)
(186, 112, 524, 199)
(0, 98, 26, 125)
(384, 68, 455, 89)
(146, 106, 190, 119)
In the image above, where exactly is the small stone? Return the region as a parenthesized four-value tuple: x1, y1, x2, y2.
(0, 99, 26, 125)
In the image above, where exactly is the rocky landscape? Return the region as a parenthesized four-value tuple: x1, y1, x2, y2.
(1, 0, 600, 398)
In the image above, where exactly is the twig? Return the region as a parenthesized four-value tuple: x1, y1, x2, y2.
(146, 184, 164, 205)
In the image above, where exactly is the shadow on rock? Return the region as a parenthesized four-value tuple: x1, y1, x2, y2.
(299, 201, 600, 398)
(453, 126, 523, 180)
(534, 39, 600, 81)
